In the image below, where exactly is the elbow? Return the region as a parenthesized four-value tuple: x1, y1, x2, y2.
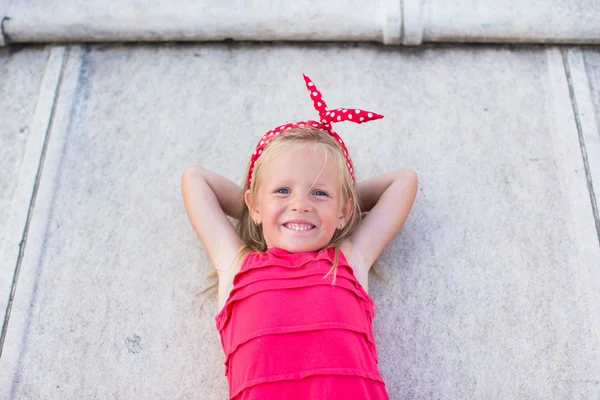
(182, 165, 205, 181)
(397, 169, 418, 198)
(181, 165, 206, 193)
(398, 169, 418, 187)
(406, 169, 419, 186)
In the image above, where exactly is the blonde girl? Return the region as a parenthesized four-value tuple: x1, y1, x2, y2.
(182, 75, 418, 399)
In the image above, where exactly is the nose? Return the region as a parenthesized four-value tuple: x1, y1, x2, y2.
(290, 192, 313, 213)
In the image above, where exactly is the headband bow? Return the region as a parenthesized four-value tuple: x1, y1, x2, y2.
(248, 74, 383, 185)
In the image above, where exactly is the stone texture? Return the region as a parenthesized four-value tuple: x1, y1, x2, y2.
(585, 49, 600, 121)
(581, 48, 600, 227)
(428, 0, 600, 43)
(2, 0, 600, 44)
(0, 43, 599, 399)
(3, 0, 384, 43)
(0, 45, 53, 327)
(0, 0, 8, 46)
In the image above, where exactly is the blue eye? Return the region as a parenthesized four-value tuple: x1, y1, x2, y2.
(276, 188, 290, 194)
(314, 190, 328, 197)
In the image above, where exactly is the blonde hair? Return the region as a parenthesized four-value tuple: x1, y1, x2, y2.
(196, 126, 381, 309)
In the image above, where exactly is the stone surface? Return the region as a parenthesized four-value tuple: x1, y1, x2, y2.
(0, 45, 54, 328)
(0, 0, 8, 46)
(585, 49, 600, 120)
(2, 0, 600, 44)
(3, 0, 383, 43)
(581, 48, 600, 230)
(0, 43, 599, 399)
(428, 0, 600, 43)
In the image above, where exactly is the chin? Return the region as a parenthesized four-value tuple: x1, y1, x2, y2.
(285, 240, 331, 253)
(266, 228, 336, 253)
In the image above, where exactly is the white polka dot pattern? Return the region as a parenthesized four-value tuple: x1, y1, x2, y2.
(248, 74, 384, 185)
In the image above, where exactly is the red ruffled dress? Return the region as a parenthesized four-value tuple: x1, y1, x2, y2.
(215, 247, 389, 399)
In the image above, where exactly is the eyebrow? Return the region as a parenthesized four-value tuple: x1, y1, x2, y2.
(268, 180, 335, 190)
(312, 182, 335, 190)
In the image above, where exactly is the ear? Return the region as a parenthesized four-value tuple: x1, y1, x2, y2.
(338, 197, 353, 227)
(245, 189, 261, 224)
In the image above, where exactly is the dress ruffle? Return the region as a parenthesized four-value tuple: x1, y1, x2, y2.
(214, 247, 389, 399)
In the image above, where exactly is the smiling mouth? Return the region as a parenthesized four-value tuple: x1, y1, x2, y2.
(284, 223, 316, 231)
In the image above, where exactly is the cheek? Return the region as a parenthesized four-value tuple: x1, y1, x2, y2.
(263, 201, 284, 220)
(322, 205, 341, 223)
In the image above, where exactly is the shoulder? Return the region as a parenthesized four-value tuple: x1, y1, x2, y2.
(217, 248, 262, 312)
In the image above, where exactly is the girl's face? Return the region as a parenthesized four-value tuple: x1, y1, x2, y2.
(245, 145, 352, 253)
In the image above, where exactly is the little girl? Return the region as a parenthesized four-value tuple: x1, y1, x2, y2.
(182, 75, 418, 399)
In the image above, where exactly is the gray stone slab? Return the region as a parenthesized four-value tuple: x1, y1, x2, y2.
(0, 45, 60, 330)
(2, 0, 600, 45)
(3, 0, 384, 43)
(427, 0, 600, 43)
(584, 50, 600, 118)
(0, 0, 8, 46)
(1, 43, 599, 399)
(580, 48, 600, 231)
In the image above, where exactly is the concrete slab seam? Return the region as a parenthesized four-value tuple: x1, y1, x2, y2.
(401, 0, 424, 45)
(383, 0, 402, 45)
(0, 47, 82, 400)
(0, 46, 69, 359)
(0, 8, 8, 46)
(561, 48, 600, 246)
(0, 17, 10, 46)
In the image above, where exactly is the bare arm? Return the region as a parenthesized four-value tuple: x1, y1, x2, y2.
(356, 170, 410, 212)
(188, 167, 245, 220)
(349, 169, 418, 269)
(181, 166, 244, 273)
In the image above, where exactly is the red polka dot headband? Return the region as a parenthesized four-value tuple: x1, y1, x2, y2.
(248, 74, 383, 186)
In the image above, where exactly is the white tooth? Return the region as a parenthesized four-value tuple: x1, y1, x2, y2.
(286, 223, 312, 231)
